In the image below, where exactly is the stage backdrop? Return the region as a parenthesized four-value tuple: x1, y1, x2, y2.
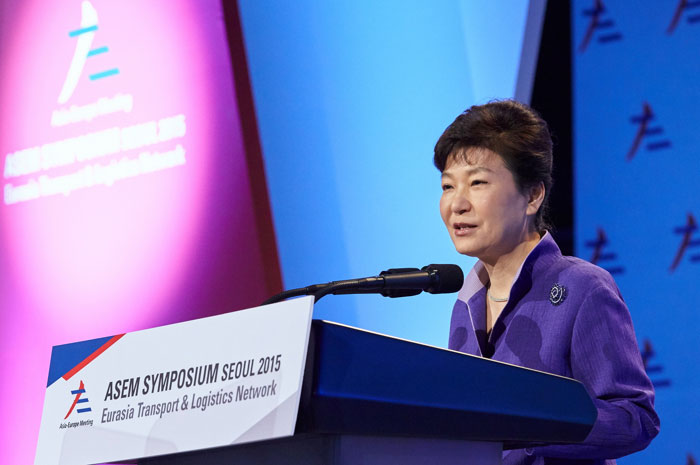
(573, 0, 699, 463)
(0, 1, 279, 462)
(237, 0, 545, 346)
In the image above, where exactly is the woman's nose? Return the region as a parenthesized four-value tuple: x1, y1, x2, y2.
(451, 190, 471, 214)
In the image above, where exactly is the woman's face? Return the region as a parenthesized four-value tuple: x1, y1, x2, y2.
(439, 147, 538, 261)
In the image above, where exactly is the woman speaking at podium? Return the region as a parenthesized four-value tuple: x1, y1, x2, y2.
(435, 100, 659, 465)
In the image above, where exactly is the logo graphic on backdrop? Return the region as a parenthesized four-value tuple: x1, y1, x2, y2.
(585, 228, 624, 275)
(578, 0, 623, 53)
(51, 0, 128, 128)
(640, 340, 671, 389)
(2, 0, 190, 207)
(667, 0, 700, 34)
(626, 102, 671, 161)
(670, 213, 700, 272)
(58, 1, 119, 105)
(64, 380, 91, 419)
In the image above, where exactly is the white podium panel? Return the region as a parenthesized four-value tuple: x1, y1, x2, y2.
(34, 297, 314, 465)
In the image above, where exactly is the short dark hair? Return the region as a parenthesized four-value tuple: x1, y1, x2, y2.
(433, 100, 554, 232)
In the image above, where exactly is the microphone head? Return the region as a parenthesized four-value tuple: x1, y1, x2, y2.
(421, 264, 464, 294)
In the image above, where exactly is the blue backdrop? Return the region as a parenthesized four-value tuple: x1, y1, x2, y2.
(573, 0, 699, 463)
(237, 0, 543, 347)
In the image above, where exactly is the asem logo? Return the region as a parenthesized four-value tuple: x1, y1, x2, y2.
(667, 0, 700, 34)
(64, 380, 91, 419)
(640, 340, 671, 389)
(670, 213, 700, 272)
(626, 102, 671, 161)
(578, 0, 623, 53)
(584, 228, 624, 275)
(58, 0, 119, 104)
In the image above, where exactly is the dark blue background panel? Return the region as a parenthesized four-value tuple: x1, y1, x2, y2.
(573, 1, 700, 463)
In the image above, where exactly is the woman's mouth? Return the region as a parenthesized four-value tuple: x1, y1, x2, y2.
(453, 223, 477, 236)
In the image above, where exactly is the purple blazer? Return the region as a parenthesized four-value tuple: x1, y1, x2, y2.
(448, 233, 659, 465)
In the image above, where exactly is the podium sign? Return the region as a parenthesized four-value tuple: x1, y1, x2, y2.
(34, 297, 314, 465)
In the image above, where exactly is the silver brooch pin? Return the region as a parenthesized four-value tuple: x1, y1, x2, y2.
(549, 283, 567, 306)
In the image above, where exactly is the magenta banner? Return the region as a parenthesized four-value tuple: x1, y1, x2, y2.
(0, 1, 278, 462)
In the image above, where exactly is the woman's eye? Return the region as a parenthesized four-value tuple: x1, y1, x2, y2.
(471, 180, 486, 186)
(441, 184, 453, 191)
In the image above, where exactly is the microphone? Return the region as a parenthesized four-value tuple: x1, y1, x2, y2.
(261, 264, 464, 305)
(333, 264, 464, 297)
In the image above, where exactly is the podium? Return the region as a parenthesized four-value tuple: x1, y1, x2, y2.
(138, 320, 596, 465)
